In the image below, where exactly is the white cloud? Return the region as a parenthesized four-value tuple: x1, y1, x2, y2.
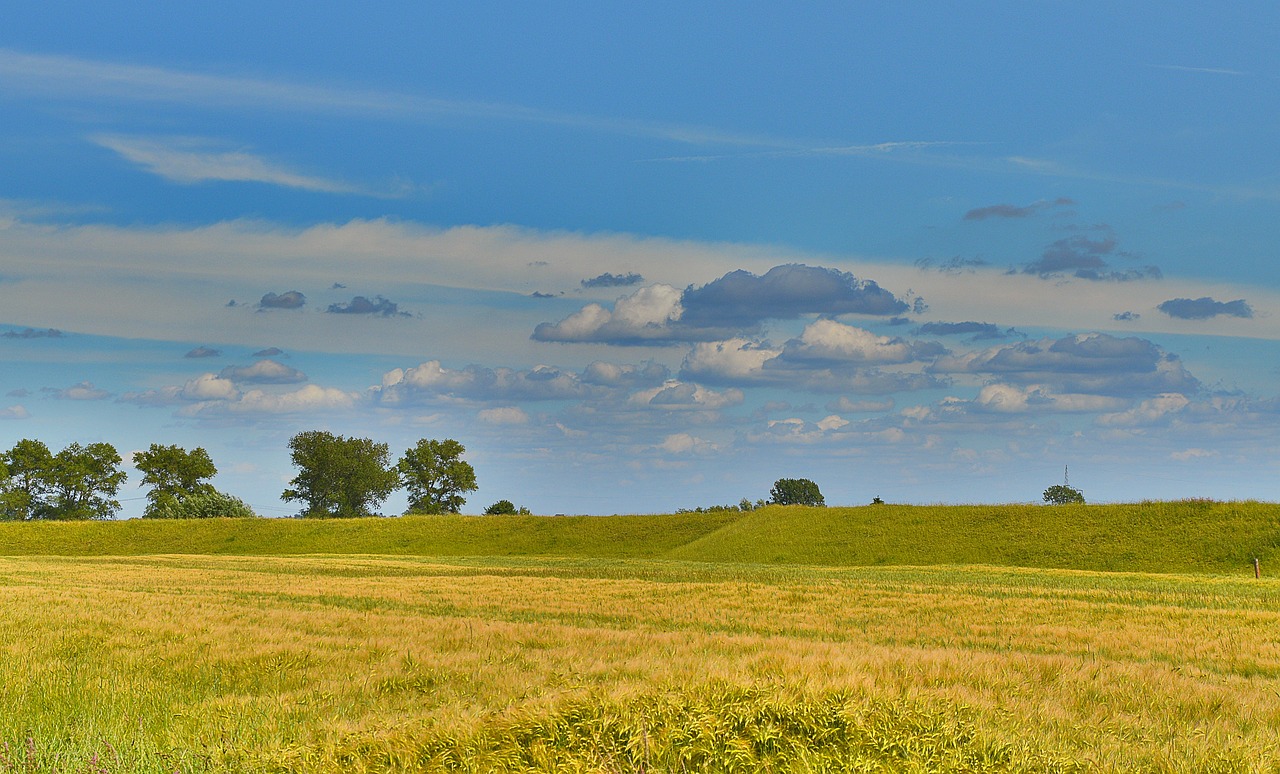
(92, 135, 363, 194)
(1171, 448, 1219, 461)
(50, 381, 110, 400)
(219, 359, 307, 384)
(658, 432, 717, 454)
(627, 380, 743, 410)
(478, 406, 529, 425)
(1096, 393, 1191, 427)
(0, 405, 29, 420)
(682, 338, 780, 381)
(780, 319, 935, 364)
(533, 284, 686, 343)
(183, 384, 357, 416)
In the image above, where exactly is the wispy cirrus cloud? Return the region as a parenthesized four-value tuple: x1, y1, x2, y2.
(0, 49, 781, 149)
(92, 135, 365, 194)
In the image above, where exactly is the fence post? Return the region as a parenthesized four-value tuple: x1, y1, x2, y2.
(1255, 558, 1261, 579)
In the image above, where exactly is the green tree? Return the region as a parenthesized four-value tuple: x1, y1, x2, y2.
(44, 442, 127, 520)
(282, 431, 398, 518)
(484, 499, 517, 515)
(133, 444, 218, 518)
(1, 439, 54, 520)
(769, 478, 825, 507)
(398, 438, 478, 514)
(1043, 484, 1085, 505)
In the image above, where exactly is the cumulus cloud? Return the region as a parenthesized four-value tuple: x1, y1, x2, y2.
(1157, 297, 1253, 320)
(627, 380, 743, 411)
(252, 347, 284, 357)
(778, 320, 946, 365)
(1021, 234, 1160, 281)
(326, 295, 407, 317)
(581, 272, 644, 288)
(658, 432, 717, 454)
(0, 405, 30, 420)
(1095, 393, 1191, 427)
(182, 384, 358, 416)
(929, 333, 1199, 396)
(218, 359, 307, 384)
(377, 361, 601, 404)
(963, 198, 1073, 220)
(534, 264, 908, 345)
(258, 291, 306, 310)
(533, 284, 688, 344)
(1113, 311, 1140, 322)
(1, 327, 63, 339)
(968, 383, 1129, 414)
(826, 397, 894, 413)
(477, 406, 530, 425)
(679, 264, 907, 327)
(580, 361, 670, 388)
(119, 373, 239, 406)
(185, 346, 221, 358)
(46, 381, 111, 401)
(678, 321, 948, 394)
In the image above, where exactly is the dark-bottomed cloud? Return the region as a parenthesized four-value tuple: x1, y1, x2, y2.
(680, 264, 907, 327)
(1157, 297, 1253, 320)
(582, 272, 644, 288)
(964, 198, 1073, 220)
(326, 295, 407, 317)
(2, 328, 64, 339)
(252, 347, 284, 358)
(258, 290, 306, 310)
(185, 346, 221, 359)
(1022, 235, 1160, 281)
(915, 321, 1015, 340)
(929, 332, 1199, 396)
(533, 264, 910, 345)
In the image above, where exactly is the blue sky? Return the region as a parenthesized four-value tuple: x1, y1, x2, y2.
(4, 3, 1280, 516)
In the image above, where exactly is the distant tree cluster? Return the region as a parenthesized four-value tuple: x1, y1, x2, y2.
(0, 439, 258, 521)
(0, 439, 127, 520)
(282, 432, 479, 518)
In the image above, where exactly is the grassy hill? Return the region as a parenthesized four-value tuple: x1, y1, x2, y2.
(1, 500, 1278, 575)
(666, 500, 1280, 575)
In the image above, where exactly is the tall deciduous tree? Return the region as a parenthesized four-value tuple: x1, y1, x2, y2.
(133, 444, 218, 518)
(769, 478, 826, 507)
(0, 439, 53, 520)
(45, 442, 127, 520)
(398, 438, 477, 515)
(282, 431, 398, 518)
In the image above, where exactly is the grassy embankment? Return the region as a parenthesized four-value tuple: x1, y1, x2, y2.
(2, 500, 1278, 575)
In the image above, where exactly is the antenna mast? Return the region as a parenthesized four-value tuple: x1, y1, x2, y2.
(1064, 465, 1069, 487)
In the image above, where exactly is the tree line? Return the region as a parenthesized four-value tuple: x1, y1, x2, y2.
(0, 432, 482, 521)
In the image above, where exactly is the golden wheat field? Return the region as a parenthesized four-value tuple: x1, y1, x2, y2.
(2, 554, 1280, 772)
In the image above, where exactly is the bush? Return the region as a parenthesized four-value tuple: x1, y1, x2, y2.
(1043, 484, 1085, 505)
(146, 490, 258, 519)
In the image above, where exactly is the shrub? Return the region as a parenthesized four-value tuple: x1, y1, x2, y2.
(1043, 484, 1085, 505)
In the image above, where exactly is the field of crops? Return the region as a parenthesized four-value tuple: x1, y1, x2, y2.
(3, 552, 1280, 772)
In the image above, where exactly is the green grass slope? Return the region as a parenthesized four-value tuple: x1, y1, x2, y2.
(666, 501, 1280, 575)
(0, 511, 742, 558)
(3, 501, 1278, 575)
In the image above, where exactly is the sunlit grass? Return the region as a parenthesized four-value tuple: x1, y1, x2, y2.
(3, 555, 1280, 771)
